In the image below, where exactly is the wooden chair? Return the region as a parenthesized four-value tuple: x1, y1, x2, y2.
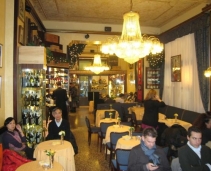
(105, 132, 128, 167)
(85, 116, 100, 146)
(98, 122, 115, 152)
(111, 149, 131, 171)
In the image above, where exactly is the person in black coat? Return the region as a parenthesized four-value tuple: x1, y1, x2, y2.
(202, 116, 211, 145)
(52, 81, 68, 120)
(142, 89, 166, 129)
(46, 107, 78, 154)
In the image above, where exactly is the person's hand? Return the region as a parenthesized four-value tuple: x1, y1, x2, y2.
(16, 124, 22, 132)
(146, 163, 159, 170)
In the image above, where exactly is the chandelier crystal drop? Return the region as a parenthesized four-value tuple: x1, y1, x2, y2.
(101, 0, 164, 64)
(84, 54, 110, 74)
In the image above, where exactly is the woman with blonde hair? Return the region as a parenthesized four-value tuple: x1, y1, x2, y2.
(142, 89, 166, 129)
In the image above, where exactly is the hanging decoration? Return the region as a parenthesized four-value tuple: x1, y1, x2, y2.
(67, 43, 86, 69)
(147, 51, 164, 68)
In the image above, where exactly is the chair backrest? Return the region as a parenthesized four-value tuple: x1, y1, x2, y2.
(131, 112, 137, 126)
(110, 132, 128, 149)
(132, 132, 142, 137)
(100, 122, 115, 135)
(121, 122, 132, 126)
(85, 116, 91, 131)
(116, 149, 131, 170)
(105, 111, 116, 118)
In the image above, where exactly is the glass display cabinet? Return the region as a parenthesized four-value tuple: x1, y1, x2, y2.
(18, 66, 46, 148)
(145, 67, 160, 89)
(46, 67, 69, 95)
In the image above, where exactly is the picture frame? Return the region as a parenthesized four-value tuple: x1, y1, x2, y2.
(18, 0, 25, 22)
(18, 25, 24, 45)
(171, 55, 181, 82)
(0, 44, 2, 67)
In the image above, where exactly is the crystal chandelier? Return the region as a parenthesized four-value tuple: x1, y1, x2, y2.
(204, 67, 211, 77)
(101, 0, 163, 64)
(84, 54, 109, 74)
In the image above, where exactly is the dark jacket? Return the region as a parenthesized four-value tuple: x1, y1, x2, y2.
(178, 144, 211, 171)
(52, 87, 68, 119)
(128, 145, 171, 171)
(202, 128, 211, 145)
(142, 99, 166, 127)
(46, 119, 78, 154)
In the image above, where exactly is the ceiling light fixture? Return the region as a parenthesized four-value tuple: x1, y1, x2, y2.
(85, 54, 109, 74)
(101, 0, 164, 64)
(204, 67, 211, 77)
(85, 45, 110, 74)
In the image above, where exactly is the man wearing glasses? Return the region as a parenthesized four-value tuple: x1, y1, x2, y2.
(178, 126, 211, 171)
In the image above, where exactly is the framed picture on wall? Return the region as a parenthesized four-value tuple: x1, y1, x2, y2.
(171, 55, 181, 82)
(18, 25, 24, 45)
(18, 0, 25, 22)
(0, 44, 2, 67)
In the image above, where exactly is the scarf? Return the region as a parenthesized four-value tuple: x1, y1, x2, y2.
(141, 140, 160, 165)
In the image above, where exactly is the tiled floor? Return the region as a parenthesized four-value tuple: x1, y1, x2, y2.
(69, 106, 110, 171)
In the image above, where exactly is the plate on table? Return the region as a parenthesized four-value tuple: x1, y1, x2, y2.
(122, 135, 131, 140)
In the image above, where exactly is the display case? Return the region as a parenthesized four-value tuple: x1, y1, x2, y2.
(90, 76, 108, 96)
(146, 67, 160, 89)
(108, 74, 125, 98)
(46, 67, 69, 95)
(18, 66, 46, 147)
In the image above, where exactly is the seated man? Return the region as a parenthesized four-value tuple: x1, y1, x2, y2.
(114, 93, 125, 103)
(178, 126, 211, 171)
(46, 107, 78, 154)
(128, 127, 171, 171)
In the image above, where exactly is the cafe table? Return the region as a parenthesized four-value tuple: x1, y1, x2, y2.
(158, 118, 192, 130)
(33, 140, 75, 171)
(116, 136, 141, 150)
(96, 109, 119, 126)
(105, 125, 130, 143)
(16, 161, 64, 171)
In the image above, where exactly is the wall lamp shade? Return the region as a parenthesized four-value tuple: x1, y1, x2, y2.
(204, 67, 211, 77)
(84, 54, 110, 74)
(101, 1, 163, 64)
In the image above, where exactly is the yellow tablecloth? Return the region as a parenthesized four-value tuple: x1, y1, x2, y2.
(116, 137, 141, 150)
(105, 125, 130, 143)
(33, 140, 75, 171)
(158, 118, 192, 130)
(96, 109, 119, 126)
(128, 107, 144, 120)
(16, 161, 64, 171)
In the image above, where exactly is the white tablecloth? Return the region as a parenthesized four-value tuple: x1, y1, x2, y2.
(159, 118, 192, 130)
(33, 140, 75, 171)
(96, 109, 119, 126)
(16, 161, 64, 171)
(116, 137, 141, 150)
(105, 125, 130, 143)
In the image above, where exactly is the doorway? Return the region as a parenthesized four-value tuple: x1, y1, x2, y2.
(79, 76, 89, 106)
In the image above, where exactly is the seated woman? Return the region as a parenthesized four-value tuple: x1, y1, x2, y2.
(2, 117, 34, 160)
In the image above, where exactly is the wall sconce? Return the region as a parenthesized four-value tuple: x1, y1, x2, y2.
(204, 67, 211, 77)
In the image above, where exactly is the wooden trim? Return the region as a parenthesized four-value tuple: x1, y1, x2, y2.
(46, 29, 121, 36)
(69, 70, 127, 75)
(25, 0, 46, 31)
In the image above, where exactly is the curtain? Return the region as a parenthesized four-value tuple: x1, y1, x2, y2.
(163, 34, 205, 113)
